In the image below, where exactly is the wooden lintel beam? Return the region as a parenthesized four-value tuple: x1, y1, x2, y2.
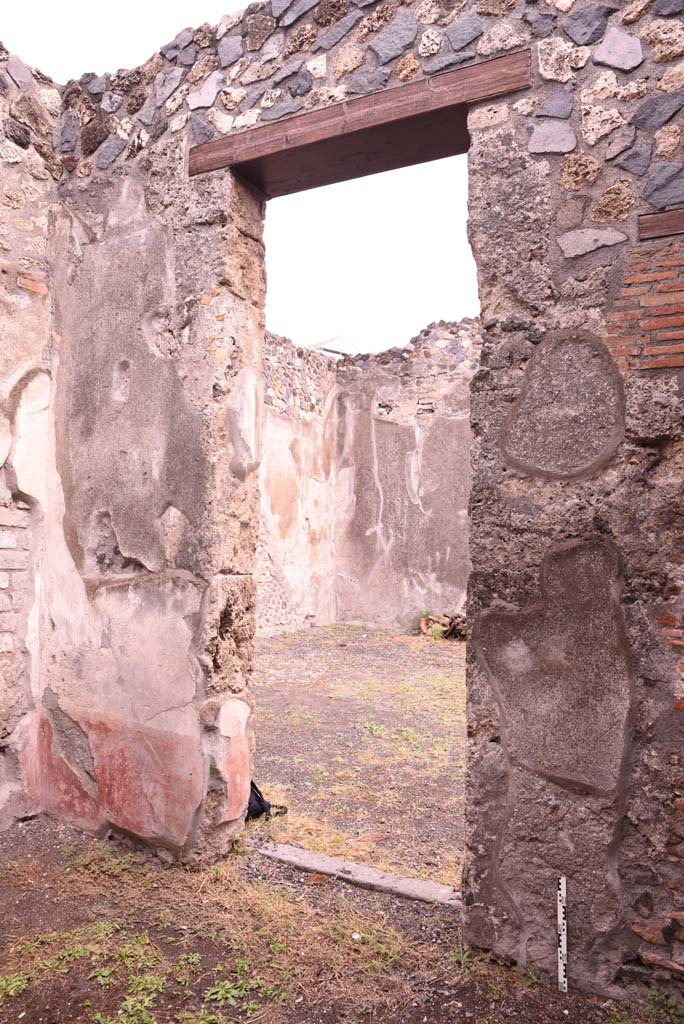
(188, 48, 532, 189)
(639, 208, 684, 242)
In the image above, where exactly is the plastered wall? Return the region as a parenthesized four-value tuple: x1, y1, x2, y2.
(255, 320, 481, 635)
(256, 332, 338, 635)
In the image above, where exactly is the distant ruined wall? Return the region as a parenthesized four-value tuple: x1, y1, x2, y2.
(335, 319, 481, 628)
(255, 321, 481, 636)
(256, 332, 337, 635)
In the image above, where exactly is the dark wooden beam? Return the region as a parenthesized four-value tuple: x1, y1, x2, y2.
(639, 208, 684, 242)
(188, 49, 532, 196)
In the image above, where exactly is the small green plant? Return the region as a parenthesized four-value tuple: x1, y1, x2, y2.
(119, 994, 157, 1024)
(204, 980, 241, 1006)
(177, 953, 202, 974)
(451, 944, 473, 969)
(362, 721, 386, 738)
(313, 766, 329, 785)
(649, 990, 684, 1020)
(88, 966, 118, 989)
(525, 966, 542, 988)
(177, 1013, 228, 1024)
(129, 973, 165, 995)
(0, 972, 33, 999)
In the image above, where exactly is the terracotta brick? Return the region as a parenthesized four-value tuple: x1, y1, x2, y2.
(644, 343, 684, 356)
(664, 628, 684, 639)
(633, 356, 684, 370)
(607, 310, 644, 323)
(17, 275, 48, 296)
(659, 612, 679, 627)
(640, 315, 684, 331)
(622, 285, 651, 298)
(607, 334, 644, 345)
(655, 257, 684, 268)
(625, 270, 677, 284)
(610, 344, 642, 357)
(641, 292, 684, 309)
(656, 280, 684, 293)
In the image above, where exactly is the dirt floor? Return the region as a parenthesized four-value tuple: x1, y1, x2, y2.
(0, 628, 680, 1023)
(252, 626, 467, 886)
(0, 817, 677, 1024)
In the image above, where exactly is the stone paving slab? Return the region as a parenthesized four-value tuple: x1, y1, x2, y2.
(259, 841, 462, 908)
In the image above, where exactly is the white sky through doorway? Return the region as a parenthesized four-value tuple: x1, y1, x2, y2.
(265, 155, 477, 354)
(2, 0, 479, 354)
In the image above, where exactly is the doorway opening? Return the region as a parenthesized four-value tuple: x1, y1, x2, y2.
(251, 153, 480, 888)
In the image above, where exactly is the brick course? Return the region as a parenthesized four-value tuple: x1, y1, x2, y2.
(608, 240, 684, 373)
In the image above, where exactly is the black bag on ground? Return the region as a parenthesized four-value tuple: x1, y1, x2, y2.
(246, 780, 288, 821)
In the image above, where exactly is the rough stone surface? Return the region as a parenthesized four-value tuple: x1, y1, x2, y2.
(538, 36, 590, 81)
(564, 4, 616, 46)
(615, 138, 654, 175)
(446, 12, 484, 50)
(94, 136, 126, 170)
(643, 160, 684, 207)
(523, 9, 557, 37)
(641, 19, 684, 62)
(423, 50, 476, 73)
(528, 119, 577, 153)
(655, 123, 681, 157)
(218, 34, 244, 67)
(535, 83, 574, 119)
(280, 0, 320, 27)
(312, 10, 363, 50)
(593, 26, 644, 70)
(581, 103, 625, 145)
(368, 10, 419, 64)
(590, 179, 635, 221)
(632, 90, 684, 132)
(560, 150, 602, 189)
(501, 332, 624, 477)
(606, 123, 637, 159)
(556, 225, 627, 256)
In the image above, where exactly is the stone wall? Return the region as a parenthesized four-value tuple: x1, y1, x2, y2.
(0, 0, 683, 995)
(256, 321, 480, 635)
(335, 319, 481, 627)
(256, 332, 337, 635)
(0, 50, 61, 830)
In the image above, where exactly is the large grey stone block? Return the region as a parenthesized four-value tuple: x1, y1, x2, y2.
(312, 11, 363, 51)
(564, 4, 617, 46)
(615, 139, 654, 176)
(446, 12, 484, 52)
(631, 91, 684, 132)
(536, 83, 574, 119)
(557, 227, 627, 257)
(643, 161, 684, 209)
(528, 120, 577, 153)
(368, 10, 418, 65)
(593, 27, 644, 70)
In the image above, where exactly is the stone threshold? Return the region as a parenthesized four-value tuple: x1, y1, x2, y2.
(258, 841, 462, 909)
